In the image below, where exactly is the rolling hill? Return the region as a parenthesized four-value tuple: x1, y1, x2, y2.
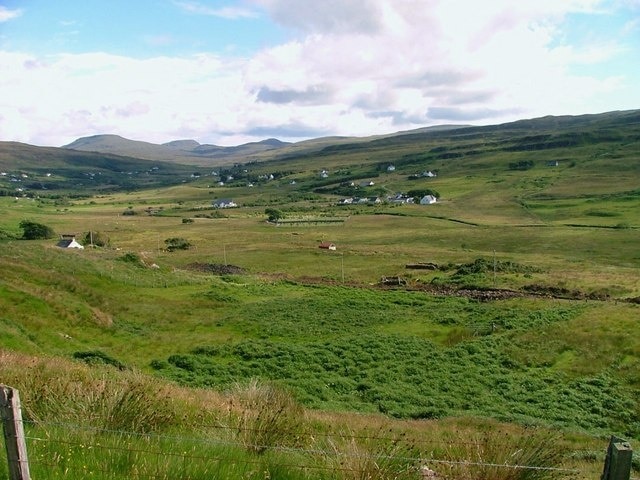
(0, 141, 201, 194)
(63, 134, 293, 166)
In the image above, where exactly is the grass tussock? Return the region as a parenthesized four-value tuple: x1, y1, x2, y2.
(433, 429, 567, 480)
(0, 350, 175, 433)
(223, 378, 305, 454)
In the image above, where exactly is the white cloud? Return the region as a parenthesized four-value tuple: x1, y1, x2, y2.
(0, 6, 23, 22)
(251, 0, 383, 34)
(1, 0, 638, 146)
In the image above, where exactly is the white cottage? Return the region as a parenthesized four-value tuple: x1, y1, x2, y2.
(420, 195, 438, 205)
(57, 235, 84, 249)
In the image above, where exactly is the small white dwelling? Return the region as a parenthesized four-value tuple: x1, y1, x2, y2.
(57, 235, 84, 249)
(420, 195, 438, 205)
(212, 198, 237, 208)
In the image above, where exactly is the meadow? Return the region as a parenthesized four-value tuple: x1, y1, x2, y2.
(1, 111, 639, 478)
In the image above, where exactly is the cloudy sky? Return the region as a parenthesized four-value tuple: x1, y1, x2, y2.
(1, 0, 639, 147)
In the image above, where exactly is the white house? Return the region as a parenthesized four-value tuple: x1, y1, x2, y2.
(213, 198, 237, 208)
(57, 235, 84, 249)
(387, 165, 396, 172)
(420, 195, 438, 205)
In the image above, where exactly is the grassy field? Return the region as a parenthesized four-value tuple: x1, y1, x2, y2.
(1, 111, 639, 478)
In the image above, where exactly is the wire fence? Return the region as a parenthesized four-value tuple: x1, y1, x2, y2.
(1, 383, 634, 480)
(6, 418, 602, 480)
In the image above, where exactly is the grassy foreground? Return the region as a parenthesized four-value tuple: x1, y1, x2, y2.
(0, 351, 611, 479)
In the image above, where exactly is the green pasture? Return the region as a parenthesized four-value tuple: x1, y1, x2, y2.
(0, 236, 638, 440)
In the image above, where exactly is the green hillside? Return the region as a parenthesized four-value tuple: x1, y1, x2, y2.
(0, 110, 639, 478)
(0, 141, 202, 195)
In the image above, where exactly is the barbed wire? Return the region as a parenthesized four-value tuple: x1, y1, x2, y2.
(23, 417, 603, 453)
(25, 435, 415, 476)
(24, 428, 582, 476)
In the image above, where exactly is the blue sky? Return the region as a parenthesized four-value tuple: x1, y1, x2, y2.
(1, 0, 639, 146)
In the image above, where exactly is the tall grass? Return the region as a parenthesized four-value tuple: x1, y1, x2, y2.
(1, 350, 586, 479)
(433, 429, 568, 480)
(0, 351, 176, 433)
(223, 379, 305, 454)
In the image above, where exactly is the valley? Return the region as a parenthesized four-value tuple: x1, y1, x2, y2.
(1, 110, 639, 479)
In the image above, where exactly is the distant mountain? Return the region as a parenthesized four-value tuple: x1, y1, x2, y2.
(56, 109, 640, 169)
(63, 135, 292, 166)
(3, 109, 639, 196)
(0, 141, 200, 194)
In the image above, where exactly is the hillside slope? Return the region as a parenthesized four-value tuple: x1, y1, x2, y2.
(64, 134, 293, 166)
(0, 141, 200, 193)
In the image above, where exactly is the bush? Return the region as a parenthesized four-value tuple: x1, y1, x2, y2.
(165, 237, 192, 251)
(265, 208, 284, 223)
(73, 350, 126, 370)
(118, 252, 143, 265)
(19, 220, 55, 240)
(82, 230, 110, 247)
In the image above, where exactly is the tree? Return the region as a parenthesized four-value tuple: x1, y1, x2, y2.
(19, 220, 55, 240)
(265, 208, 284, 223)
(82, 230, 110, 247)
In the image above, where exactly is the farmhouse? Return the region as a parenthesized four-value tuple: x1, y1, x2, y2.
(319, 242, 337, 251)
(56, 235, 84, 250)
(420, 195, 438, 205)
(212, 198, 237, 208)
(388, 193, 414, 204)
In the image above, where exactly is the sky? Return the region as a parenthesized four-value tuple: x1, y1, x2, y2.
(0, 0, 639, 147)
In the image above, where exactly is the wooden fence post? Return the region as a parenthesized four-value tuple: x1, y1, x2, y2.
(601, 436, 632, 480)
(0, 385, 31, 480)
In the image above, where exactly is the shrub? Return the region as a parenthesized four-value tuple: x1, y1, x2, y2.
(82, 230, 110, 247)
(73, 350, 126, 370)
(118, 252, 143, 265)
(165, 237, 191, 251)
(265, 208, 284, 222)
(19, 220, 55, 240)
